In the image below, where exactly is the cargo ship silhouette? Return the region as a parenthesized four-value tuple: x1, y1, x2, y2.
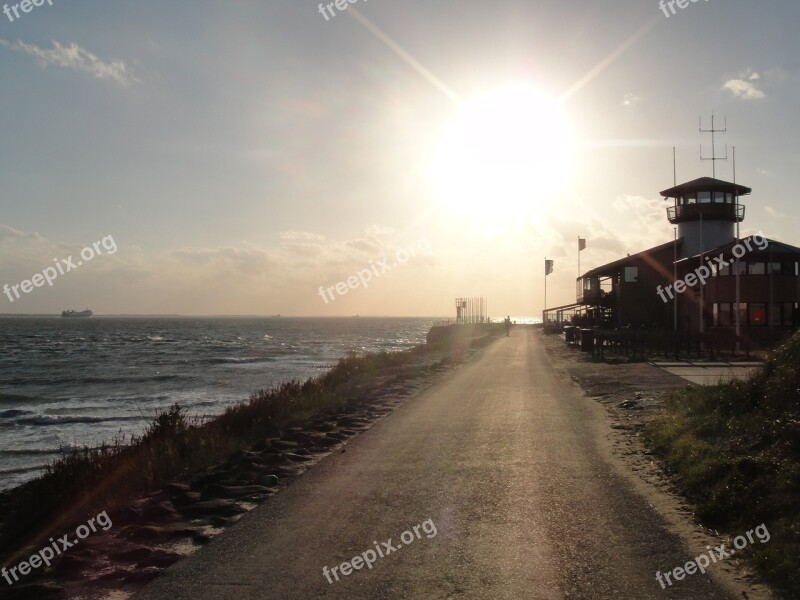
(61, 309, 93, 318)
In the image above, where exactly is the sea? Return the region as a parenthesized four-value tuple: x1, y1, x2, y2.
(0, 316, 438, 492)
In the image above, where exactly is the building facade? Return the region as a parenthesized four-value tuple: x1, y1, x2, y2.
(555, 177, 800, 344)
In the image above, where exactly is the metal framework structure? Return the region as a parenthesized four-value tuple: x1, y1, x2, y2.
(455, 297, 488, 324)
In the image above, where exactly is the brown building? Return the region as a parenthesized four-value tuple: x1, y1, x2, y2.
(547, 177, 800, 344)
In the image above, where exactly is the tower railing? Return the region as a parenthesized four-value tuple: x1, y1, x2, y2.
(666, 203, 745, 224)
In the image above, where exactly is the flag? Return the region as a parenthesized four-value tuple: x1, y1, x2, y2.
(545, 259, 554, 276)
(578, 237, 586, 252)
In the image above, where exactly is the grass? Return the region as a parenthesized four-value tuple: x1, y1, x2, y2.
(0, 324, 501, 564)
(644, 330, 800, 596)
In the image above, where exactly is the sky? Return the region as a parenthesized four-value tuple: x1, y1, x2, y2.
(1, 0, 799, 317)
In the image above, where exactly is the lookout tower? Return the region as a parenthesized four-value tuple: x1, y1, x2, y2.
(660, 177, 751, 259)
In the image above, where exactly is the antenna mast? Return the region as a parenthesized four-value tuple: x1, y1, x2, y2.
(699, 113, 728, 178)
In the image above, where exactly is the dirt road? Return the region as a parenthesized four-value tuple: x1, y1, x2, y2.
(135, 326, 736, 599)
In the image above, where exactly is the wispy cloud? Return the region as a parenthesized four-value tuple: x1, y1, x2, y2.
(723, 72, 765, 100)
(721, 67, 790, 101)
(622, 92, 641, 107)
(765, 206, 787, 219)
(0, 38, 141, 86)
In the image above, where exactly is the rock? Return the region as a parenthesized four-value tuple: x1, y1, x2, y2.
(141, 501, 179, 522)
(113, 506, 141, 526)
(121, 525, 182, 542)
(205, 484, 271, 499)
(3, 583, 67, 599)
(209, 516, 241, 528)
(95, 568, 130, 581)
(172, 491, 204, 506)
(308, 435, 340, 447)
(181, 499, 245, 518)
(123, 567, 162, 584)
(191, 470, 232, 489)
(111, 546, 154, 562)
(164, 482, 192, 494)
(254, 474, 280, 487)
(193, 533, 213, 545)
(53, 553, 93, 575)
(281, 430, 313, 443)
(312, 422, 337, 432)
(338, 416, 370, 427)
(136, 550, 182, 570)
(270, 439, 298, 450)
(171, 527, 201, 539)
(283, 453, 313, 463)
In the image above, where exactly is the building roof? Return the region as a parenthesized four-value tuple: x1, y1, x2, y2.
(581, 239, 683, 279)
(660, 177, 751, 199)
(678, 237, 800, 263)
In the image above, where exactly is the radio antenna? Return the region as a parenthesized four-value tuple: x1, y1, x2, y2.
(699, 112, 728, 178)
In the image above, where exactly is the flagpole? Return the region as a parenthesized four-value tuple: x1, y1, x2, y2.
(578, 237, 580, 280)
(544, 256, 547, 325)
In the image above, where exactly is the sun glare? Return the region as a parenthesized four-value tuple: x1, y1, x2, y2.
(430, 83, 573, 221)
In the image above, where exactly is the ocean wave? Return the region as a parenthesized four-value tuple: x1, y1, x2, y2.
(205, 357, 275, 365)
(14, 415, 145, 426)
(0, 392, 42, 404)
(1, 373, 184, 386)
(0, 448, 61, 457)
(0, 409, 32, 419)
(0, 465, 46, 475)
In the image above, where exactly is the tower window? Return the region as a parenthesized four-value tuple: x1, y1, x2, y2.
(749, 303, 767, 326)
(698, 191, 711, 203)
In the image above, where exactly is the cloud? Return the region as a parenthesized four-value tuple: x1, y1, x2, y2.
(0, 224, 45, 242)
(0, 225, 438, 314)
(721, 67, 791, 101)
(764, 206, 786, 219)
(0, 38, 141, 86)
(723, 78, 765, 100)
(622, 93, 641, 107)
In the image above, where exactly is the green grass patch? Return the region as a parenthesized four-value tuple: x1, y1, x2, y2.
(644, 331, 800, 595)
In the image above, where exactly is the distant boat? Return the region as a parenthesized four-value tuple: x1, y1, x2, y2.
(62, 309, 93, 318)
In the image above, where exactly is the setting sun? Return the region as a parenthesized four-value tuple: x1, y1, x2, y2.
(430, 83, 573, 219)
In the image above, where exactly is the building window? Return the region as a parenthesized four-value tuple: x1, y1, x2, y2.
(767, 262, 782, 275)
(698, 191, 711, 203)
(718, 303, 731, 327)
(624, 266, 639, 283)
(749, 303, 767, 326)
(726, 193, 734, 204)
(770, 304, 783, 328)
(736, 303, 748, 327)
(718, 261, 730, 276)
(713, 192, 725, 203)
(784, 303, 796, 327)
(732, 261, 747, 276)
(748, 262, 766, 275)
(685, 194, 697, 204)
